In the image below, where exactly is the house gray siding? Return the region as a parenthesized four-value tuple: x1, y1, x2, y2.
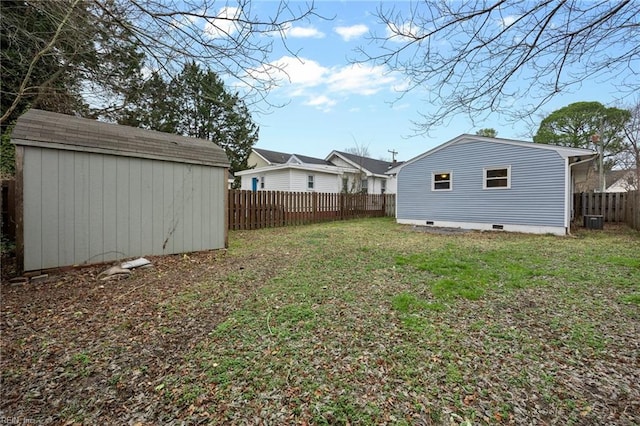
(397, 140, 566, 227)
(22, 146, 226, 271)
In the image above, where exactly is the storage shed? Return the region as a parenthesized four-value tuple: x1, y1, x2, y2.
(391, 134, 597, 235)
(11, 109, 230, 272)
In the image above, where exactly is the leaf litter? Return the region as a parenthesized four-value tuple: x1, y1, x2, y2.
(1, 219, 639, 425)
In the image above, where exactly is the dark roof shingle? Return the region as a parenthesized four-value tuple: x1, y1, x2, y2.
(12, 109, 229, 167)
(254, 148, 329, 165)
(333, 151, 402, 174)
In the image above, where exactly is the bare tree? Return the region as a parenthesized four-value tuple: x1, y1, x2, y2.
(621, 100, 640, 191)
(1, 0, 95, 127)
(96, 0, 320, 98)
(358, 1, 640, 134)
(342, 141, 371, 193)
(344, 142, 371, 159)
(1, 0, 319, 127)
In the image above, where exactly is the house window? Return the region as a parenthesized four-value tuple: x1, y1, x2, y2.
(260, 176, 265, 189)
(307, 175, 314, 190)
(484, 166, 511, 189)
(432, 171, 452, 191)
(361, 178, 368, 194)
(381, 179, 386, 194)
(342, 177, 349, 193)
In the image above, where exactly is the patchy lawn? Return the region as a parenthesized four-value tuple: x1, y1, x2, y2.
(1, 218, 639, 425)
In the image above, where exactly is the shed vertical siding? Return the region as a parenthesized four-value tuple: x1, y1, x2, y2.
(58, 152, 75, 267)
(23, 147, 42, 268)
(139, 160, 154, 254)
(22, 147, 226, 271)
(397, 140, 567, 227)
(73, 152, 90, 264)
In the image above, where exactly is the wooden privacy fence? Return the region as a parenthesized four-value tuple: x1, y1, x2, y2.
(574, 191, 640, 230)
(228, 190, 395, 230)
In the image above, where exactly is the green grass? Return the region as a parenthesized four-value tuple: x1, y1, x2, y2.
(150, 218, 640, 423)
(10, 217, 639, 424)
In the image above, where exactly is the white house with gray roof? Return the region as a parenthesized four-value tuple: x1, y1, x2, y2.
(237, 148, 400, 194)
(326, 150, 401, 194)
(391, 134, 597, 235)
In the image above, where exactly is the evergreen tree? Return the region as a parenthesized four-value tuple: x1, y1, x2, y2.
(533, 102, 631, 170)
(119, 62, 258, 179)
(0, 0, 144, 129)
(476, 128, 497, 138)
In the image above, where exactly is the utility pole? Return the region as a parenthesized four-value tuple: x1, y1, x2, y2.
(591, 133, 604, 192)
(388, 149, 398, 162)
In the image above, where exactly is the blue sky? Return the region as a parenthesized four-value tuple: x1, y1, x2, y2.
(221, 1, 634, 162)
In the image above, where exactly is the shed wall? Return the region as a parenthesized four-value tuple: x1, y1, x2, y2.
(23, 146, 226, 270)
(397, 140, 567, 227)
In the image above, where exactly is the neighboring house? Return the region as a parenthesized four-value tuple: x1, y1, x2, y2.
(238, 147, 400, 194)
(605, 169, 638, 192)
(228, 170, 235, 188)
(11, 109, 230, 272)
(238, 148, 358, 192)
(574, 168, 638, 193)
(391, 134, 597, 236)
(247, 147, 293, 168)
(325, 150, 402, 194)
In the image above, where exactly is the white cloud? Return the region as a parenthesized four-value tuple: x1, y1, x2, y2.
(326, 64, 396, 96)
(391, 77, 412, 93)
(386, 21, 423, 43)
(204, 6, 242, 38)
(334, 24, 368, 41)
(276, 56, 328, 86)
(285, 25, 325, 39)
(304, 95, 337, 111)
(499, 15, 519, 29)
(247, 56, 402, 111)
(245, 55, 327, 90)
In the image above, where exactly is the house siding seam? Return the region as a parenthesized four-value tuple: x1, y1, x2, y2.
(397, 141, 566, 227)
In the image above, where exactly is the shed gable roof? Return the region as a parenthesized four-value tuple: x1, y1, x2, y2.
(11, 109, 229, 167)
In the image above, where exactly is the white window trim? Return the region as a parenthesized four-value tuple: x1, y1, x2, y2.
(259, 175, 265, 189)
(432, 171, 452, 191)
(307, 174, 315, 190)
(483, 166, 511, 189)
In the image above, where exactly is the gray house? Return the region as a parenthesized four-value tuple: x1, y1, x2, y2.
(391, 134, 597, 235)
(12, 109, 229, 272)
